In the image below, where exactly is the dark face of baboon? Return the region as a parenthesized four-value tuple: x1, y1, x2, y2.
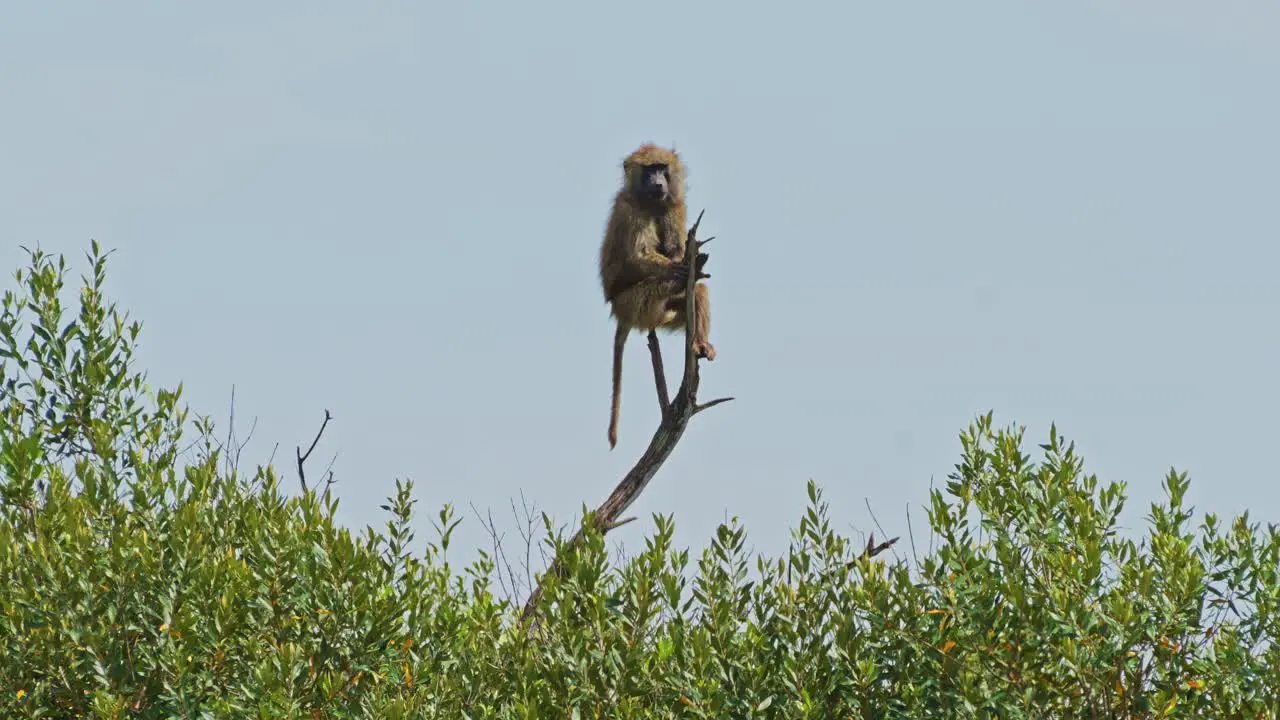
(637, 163, 671, 204)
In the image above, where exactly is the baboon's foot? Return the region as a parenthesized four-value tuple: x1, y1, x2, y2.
(694, 341, 716, 361)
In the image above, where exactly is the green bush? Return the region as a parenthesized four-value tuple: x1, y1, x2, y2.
(2, 245, 1279, 718)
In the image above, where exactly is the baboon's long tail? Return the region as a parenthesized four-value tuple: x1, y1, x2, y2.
(608, 323, 628, 449)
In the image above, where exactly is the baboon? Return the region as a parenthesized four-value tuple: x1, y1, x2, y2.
(599, 143, 714, 449)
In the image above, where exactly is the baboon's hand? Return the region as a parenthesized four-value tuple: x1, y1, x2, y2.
(692, 252, 711, 280)
(669, 262, 709, 285)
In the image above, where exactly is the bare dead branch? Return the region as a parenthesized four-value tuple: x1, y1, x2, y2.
(603, 516, 637, 531)
(864, 497, 901, 563)
(296, 409, 333, 493)
(693, 397, 735, 415)
(521, 208, 733, 631)
(862, 532, 900, 560)
(646, 330, 670, 417)
(843, 532, 900, 569)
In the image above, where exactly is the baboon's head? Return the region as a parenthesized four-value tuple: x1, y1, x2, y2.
(623, 144, 685, 208)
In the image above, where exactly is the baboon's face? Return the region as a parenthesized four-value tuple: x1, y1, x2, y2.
(634, 163, 672, 204)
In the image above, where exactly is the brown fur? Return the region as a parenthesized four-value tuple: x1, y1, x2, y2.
(599, 144, 714, 449)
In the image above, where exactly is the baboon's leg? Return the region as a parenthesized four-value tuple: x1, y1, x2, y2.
(646, 330, 670, 416)
(692, 283, 713, 360)
(664, 282, 715, 361)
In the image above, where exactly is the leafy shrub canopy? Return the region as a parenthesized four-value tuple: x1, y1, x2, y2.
(2, 245, 1278, 718)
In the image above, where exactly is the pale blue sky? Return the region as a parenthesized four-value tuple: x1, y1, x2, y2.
(3, 2, 1278, 568)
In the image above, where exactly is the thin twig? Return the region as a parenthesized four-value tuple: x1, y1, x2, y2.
(320, 452, 339, 492)
(225, 385, 237, 475)
(906, 501, 921, 570)
(237, 417, 258, 474)
(512, 491, 539, 596)
(521, 208, 732, 631)
(473, 502, 521, 603)
(927, 475, 938, 556)
(221, 385, 259, 478)
(296, 409, 333, 492)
